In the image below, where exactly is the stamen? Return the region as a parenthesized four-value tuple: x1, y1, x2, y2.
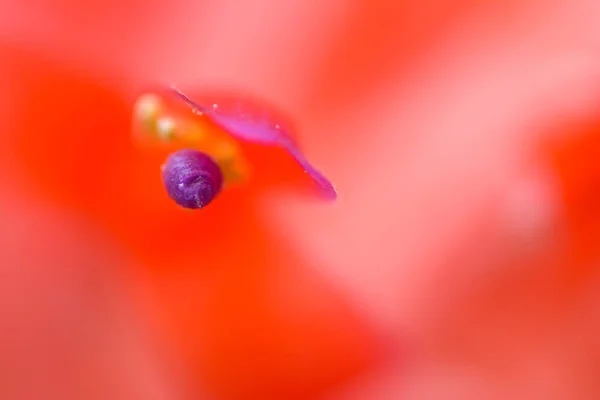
(134, 93, 163, 128)
(156, 116, 177, 140)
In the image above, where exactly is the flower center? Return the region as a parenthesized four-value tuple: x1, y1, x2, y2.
(132, 92, 249, 186)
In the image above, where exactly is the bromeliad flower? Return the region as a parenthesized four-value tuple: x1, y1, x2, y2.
(4, 29, 374, 400)
(132, 86, 337, 210)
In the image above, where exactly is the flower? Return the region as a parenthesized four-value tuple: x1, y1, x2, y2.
(3, 0, 600, 399)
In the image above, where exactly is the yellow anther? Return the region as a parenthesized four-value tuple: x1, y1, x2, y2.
(134, 93, 163, 125)
(156, 116, 177, 141)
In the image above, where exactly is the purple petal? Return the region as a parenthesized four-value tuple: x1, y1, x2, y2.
(170, 86, 337, 200)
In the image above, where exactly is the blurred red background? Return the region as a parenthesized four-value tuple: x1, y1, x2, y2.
(2, 0, 600, 399)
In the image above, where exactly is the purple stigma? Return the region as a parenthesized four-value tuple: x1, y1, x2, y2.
(162, 149, 223, 209)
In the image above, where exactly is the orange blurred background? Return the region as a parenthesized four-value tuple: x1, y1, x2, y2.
(2, 0, 600, 399)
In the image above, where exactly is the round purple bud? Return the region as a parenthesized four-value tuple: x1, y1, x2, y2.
(162, 149, 223, 209)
